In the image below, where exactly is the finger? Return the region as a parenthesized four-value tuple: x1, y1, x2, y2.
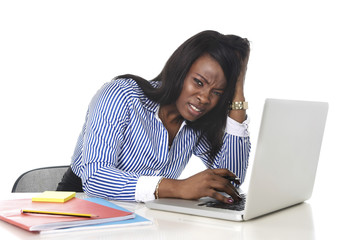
(223, 175, 241, 185)
(208, 189, 234, 204)
(211, 168, 237, 177)
(214, 174, 240, 193)
(225, 186, 242, 203)
(207, 169, 242, 201)
(222, 183, 242, 202)
(212, 169, 241, 185)
(210, 178, 242, 203)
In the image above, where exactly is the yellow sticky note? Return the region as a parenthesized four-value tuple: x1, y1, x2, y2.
(32, 191, 76, 203)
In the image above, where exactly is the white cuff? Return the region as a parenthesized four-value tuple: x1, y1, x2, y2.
(225, 116, 250, 137)
(135, 176, 162, 202)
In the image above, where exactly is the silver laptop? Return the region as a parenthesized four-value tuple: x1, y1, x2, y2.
(146, 99, 329, 221)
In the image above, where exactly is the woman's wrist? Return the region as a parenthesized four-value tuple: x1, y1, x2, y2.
(228, 107, 247, 123)
(156, 178, 182, 199)
(228, 91, 247, 123)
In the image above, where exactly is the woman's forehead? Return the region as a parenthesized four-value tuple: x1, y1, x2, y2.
(189, 54, 226, 88)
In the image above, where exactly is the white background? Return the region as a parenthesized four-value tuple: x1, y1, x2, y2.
(0, 0, 345, 208)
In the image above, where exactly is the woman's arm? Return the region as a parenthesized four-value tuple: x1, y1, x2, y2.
(228, 51, 249, 123)
(74, 80, 143, 201)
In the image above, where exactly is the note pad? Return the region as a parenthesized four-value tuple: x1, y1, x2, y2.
(32, 191, 76, 203)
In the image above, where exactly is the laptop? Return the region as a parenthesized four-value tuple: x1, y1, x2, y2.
(146, 98, 329, 221)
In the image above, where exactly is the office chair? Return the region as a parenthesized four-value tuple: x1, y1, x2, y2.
(12, 165, 70, 192)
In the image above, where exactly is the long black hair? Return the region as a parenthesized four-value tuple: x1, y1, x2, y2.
(116, 30, 250, 162)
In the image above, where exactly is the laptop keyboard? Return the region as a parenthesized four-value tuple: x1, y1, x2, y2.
(197, 194, 246, 211)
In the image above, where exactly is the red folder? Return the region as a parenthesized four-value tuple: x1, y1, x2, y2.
(0, 198, 134, 232)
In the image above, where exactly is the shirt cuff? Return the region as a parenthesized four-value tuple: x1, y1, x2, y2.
(135, 176, 163, 202)
(225, 116, 250, 137)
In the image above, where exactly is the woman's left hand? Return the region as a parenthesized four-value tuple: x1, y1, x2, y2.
(234, 52, 249, 98)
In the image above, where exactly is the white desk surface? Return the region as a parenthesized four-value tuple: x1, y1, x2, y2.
(0, 193, 344, 240)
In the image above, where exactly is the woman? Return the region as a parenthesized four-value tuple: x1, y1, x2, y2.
(58, 30, 251, 204)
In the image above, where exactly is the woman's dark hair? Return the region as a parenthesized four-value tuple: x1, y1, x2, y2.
(116, 30, 250, 162)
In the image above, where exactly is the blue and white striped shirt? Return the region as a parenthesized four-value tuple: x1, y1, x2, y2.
(71, 78, 251, 202)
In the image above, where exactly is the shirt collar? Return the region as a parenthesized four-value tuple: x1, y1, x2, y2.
(154, 105, 187, 133)
(137, 79, 186, 130)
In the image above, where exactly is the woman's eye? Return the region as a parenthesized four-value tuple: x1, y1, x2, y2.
(194, 78, 203, 86)
(213, 91, 222, 96)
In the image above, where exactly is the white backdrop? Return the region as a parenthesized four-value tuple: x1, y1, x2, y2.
(1, 0, 345, 206)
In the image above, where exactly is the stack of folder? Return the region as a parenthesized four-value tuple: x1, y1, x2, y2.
(0, 191, 151, 234)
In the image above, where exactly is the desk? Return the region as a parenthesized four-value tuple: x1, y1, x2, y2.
(0, 193, 343, 240)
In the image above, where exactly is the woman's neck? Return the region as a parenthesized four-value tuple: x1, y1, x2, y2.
(159, 104, 184, 146)
(159, 104, 183, 123)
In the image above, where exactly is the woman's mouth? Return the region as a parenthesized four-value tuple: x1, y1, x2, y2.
(186, 103, 205, 120)
(189, 103, 202, 112)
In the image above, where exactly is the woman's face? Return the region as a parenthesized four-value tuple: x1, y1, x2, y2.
(176, 54, 227, 122)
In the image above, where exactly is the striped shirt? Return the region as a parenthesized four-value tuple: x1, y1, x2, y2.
(71, 78, 251, 202)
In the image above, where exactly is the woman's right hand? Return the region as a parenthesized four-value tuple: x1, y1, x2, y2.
(158, 169, 242, 204)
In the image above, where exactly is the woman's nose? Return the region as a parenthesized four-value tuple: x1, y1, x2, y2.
(197, 90, 210, 104)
